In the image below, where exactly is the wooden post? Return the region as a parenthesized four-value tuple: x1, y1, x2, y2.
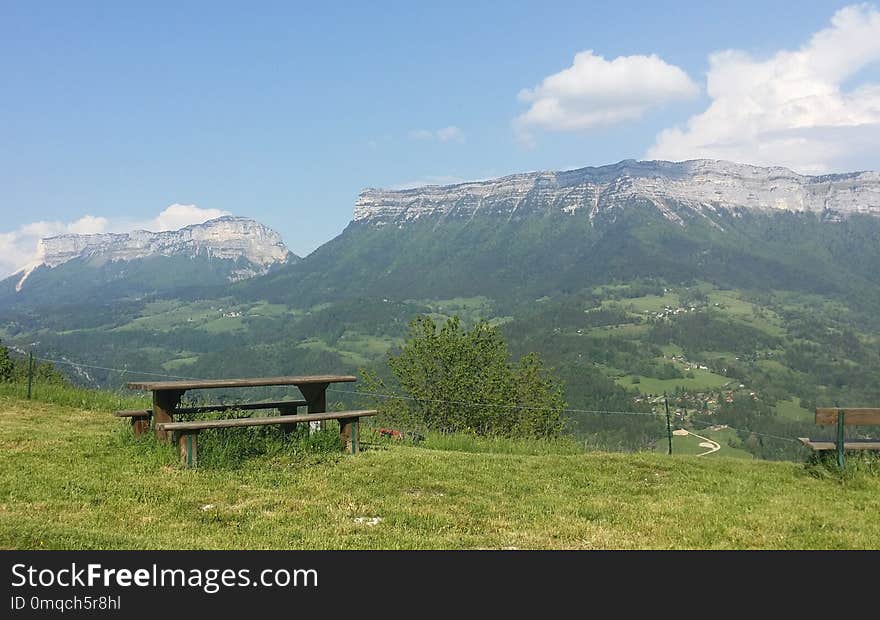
(665, 393, 672, 456)
(153, 389, 183, 442)
(278, 403, 299, 437)
(837, 408, 846, 469)
(339, 417, 359, 454)
(26, 351, 34, 400)
(178, 431, 198, 468)
(299, 383, 328, 434)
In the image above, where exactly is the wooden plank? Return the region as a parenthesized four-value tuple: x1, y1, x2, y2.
(798, 438, 880, 451)
(114, 400, 307, 417)
(815, 408, 880, 426)
(157, 410, 377, 432)
(176, 400, 307, 415)
(127, 375, 357, 391)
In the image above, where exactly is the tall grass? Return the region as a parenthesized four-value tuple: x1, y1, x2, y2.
(112, 419, 347, 469)
(806, 451, 880, 482)
(0, 380, 149, 412)
(365, 427, 586, 456)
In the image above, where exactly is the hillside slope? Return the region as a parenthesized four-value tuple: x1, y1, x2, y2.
(1, 395, 878, 550)
(238, 160, 880, 311)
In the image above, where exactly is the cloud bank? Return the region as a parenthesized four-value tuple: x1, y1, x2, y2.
(648, 4, 880, 173)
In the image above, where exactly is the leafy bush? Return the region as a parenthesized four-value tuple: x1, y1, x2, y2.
(363, 315, 565, 438)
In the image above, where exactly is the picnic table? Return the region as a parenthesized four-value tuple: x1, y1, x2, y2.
(126, 375, 357, 441)
(122, 374, 376, 467)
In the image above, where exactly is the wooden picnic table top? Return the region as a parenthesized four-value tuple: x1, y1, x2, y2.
(126, 375, 357, 392)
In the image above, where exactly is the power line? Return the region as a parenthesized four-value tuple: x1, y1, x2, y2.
(14, 350, 663, 417)
(9, 349, 809, 440)
(687, 417, 801, 444)
(31, 355, 201, 381)
(327, 387, 661, 417)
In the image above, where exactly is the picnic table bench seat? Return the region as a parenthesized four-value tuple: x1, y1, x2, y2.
(799, 407, 880, 468)
(797, 438, 880, 451)
(158, 409, 378, 467)
(114, 400, 308, 435)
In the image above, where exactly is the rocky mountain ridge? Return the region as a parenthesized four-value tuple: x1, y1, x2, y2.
(354, 159, 880, 224)
(15, 216, 292, 291)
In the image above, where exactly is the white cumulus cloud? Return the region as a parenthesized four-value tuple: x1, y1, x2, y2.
(0, 204, 230, 278)
(144, 204, 230, 232)
(514, 50, 699, 144)
(408, 126, 465, 143)
(648, 4, 880, 173)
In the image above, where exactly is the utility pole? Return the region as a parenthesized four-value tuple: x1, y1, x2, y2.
(664, 392, 672, 455)
(27, 349, 34, 400)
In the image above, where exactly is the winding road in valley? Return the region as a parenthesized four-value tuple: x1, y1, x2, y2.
(673, 428, 721, 456)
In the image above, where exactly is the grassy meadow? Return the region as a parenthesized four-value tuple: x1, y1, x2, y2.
(2, 393, 879, 550)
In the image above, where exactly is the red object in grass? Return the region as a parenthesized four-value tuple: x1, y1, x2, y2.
(378, 428, 405, 440)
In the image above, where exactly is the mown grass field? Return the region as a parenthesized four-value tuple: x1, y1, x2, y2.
(2, 394, 880, 550)
(666, 427, 754, 459)
(616, 368, 731, 394)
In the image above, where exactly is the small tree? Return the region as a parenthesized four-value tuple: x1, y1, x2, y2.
(0, 340, 12, 382)
(363, 315, 565, 438)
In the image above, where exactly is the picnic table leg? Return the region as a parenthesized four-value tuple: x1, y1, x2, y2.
(339, 417, 359, 454)
(177, 430, 199, 468)
(278, 403, 299, 437)
(153, 389, 184, 443)
(132, 415, 150, 436)
(299, 383, 328, 434)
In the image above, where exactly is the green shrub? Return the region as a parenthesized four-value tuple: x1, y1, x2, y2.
(363, 315, 566, 438)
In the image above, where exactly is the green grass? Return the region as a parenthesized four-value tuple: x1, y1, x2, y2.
(0, 381, 149, 412)
(617, 368, 731, 395)
(335, 332, 402, 358)
(2, 394, 880, 549)
(199, 316, 247, 333)
(112, 300, 297, 334)
(659, 344, 683, 356)
(665, 427, 753, 459)
(296, 331, 403, 368)
(297, 338, 372, 368)
(619, 293, 680, 313)
(162, 355, 200, 371)
(418, 431, 585, 456)
(774, 398, 812, 422)
(112, 300, 220, 332)
(585, 323, 649, 338)
(245, 301, 291, 318)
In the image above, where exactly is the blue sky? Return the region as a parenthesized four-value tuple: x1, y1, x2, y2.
(2, 1, 878, 272)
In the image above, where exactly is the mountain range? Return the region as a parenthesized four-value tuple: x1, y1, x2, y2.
(354, 159, 880, 224)
(241, 159, 880, 309)
(6, 158, 880, 307)
(3, 158, 880, 460)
